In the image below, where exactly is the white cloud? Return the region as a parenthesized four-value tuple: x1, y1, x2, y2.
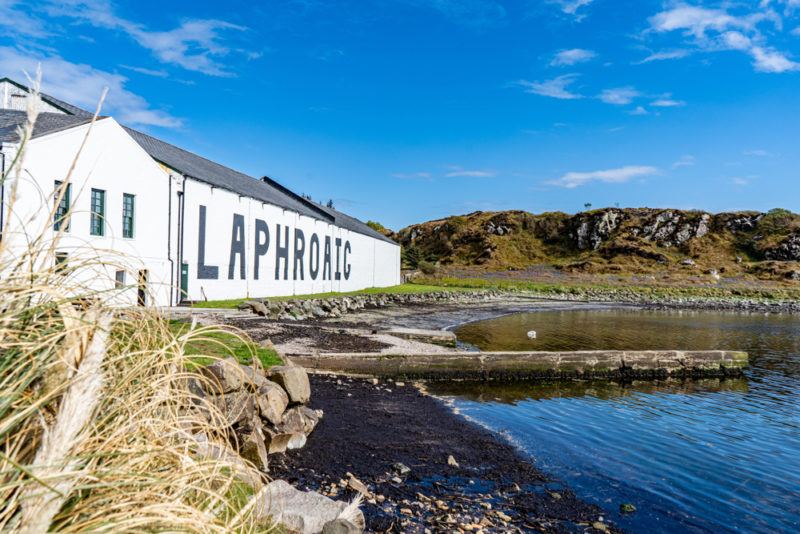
(732, 177, 750, 185)
(743, 149, 771, 156)
(548, 165, 658, 188)
(599, 86, 639, 105)
(648, 4, 797, 74)
(637, 49, 691, 63)
(120, 65, 169, 78)
(751, 46, 800, 72)
(629, 106, 649, 115)
(554, 0, 594, 19)
(34, 0, 247, 76)
(550, 48, 596, 66)
(0, 1, 50, 38)
(672, 154, 696, 168)
(649, 5, 758, 39)
(0, 47, 182, 128)
(445, 166, 497, 178)
(392, 172, 433, 180)
(652, 95, 686, 107)
(516, 74, 582, 99)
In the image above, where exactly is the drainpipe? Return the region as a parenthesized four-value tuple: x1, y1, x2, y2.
(0, 146, 5, 239)
(166, 173, 174, 306)
(176, 175, 187, 304)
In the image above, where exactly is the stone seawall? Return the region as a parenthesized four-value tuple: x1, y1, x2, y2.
(236, 290, 504, 321)
(290, 350, 749, 381)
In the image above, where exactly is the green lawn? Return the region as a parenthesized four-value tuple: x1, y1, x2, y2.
(189, 283, 477, 309)
(169, 321, 282, 369)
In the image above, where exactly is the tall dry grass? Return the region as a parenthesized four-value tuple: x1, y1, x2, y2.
(0, 72, 268, 532)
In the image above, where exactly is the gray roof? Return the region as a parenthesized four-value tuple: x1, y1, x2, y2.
(0, 110, 94, 142)
(1, 77, 396, 245)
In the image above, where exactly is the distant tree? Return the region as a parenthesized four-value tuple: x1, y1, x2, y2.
(367, 220, 387, 233)
(584, 202, 592, 210)
(402, 246, 423, 269)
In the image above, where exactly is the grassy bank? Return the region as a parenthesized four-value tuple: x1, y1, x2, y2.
(191, 283, 477, 309)
(170, 320, 281, 368)
(413, 276, 800, 301)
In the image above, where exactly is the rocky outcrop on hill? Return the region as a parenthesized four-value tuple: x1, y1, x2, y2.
(395, 208, 800, 279)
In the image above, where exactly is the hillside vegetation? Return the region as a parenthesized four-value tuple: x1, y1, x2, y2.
(393, 208, 800, 283)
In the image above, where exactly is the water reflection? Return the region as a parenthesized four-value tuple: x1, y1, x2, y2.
(445, 309, 800, 533)
(427, 378, 750, 404)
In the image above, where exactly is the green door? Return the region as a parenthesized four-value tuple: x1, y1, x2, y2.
(180, 263, 189, 300)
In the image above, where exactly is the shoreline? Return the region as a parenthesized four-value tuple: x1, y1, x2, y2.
(269, 374, 618, 533)
(213, 297, 764, 532)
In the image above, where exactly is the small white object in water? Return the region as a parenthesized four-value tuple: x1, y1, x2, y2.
(527, 330, 537, 339)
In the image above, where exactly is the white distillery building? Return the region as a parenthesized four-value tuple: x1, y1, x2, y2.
(0, 77, 401, 307)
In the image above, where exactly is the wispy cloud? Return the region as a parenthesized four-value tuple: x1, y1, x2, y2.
(637, 49, 691, 63)
(0, 1, 50, 38)
(648, 4, 799, 73)
(392, 171, 433, 180)
(672, 154, 696, 168)
(743, 148, 771, 156)
(120, 65, 169, 78)
(629, 106, 649, 115)
(445, 166, 497, 178)
(552, 0, 594, 20)
(732, 177, 750, 186)
(0, 47, 182, 128)
(599, 86, 640, 105)
(550, 48, 596, 66)
(652, 94, 686, 107)
(1, 0, 251, 76)
(548, 165, 658, 188)
(516, 74, 582, 99)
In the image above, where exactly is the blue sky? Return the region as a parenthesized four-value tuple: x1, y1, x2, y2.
(1, 0, 799, 229)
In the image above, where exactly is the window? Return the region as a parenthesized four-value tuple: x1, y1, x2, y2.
(54, 181, 71, 231)
(122, 193, 135, 238)
(115, 270, 126, 288)
(55, 252, 68, 274)
(90, 188, 105, 236)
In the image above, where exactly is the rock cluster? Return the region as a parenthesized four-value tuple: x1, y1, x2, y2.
(191, 358, 320, 472)
(237, 290, 503, 321)
(765, 233, 800, 261)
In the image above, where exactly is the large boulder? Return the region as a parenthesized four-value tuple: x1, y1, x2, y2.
(210, 391, 255, 426)
(263, 428, 305, 454)
(268, 365, 311, 404)
(240, 424, 269, 471)
(254, 480, 364, 534)
(238, 300, 269, 316)
(280, 406, 322, 435)
(200, 357, 248, 393)
(256, 381, 290, 425)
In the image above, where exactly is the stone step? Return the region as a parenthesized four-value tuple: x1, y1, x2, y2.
(288, 350, 749, 381)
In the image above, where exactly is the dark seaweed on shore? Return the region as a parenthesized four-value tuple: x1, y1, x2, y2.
(269, 375, 617, 533)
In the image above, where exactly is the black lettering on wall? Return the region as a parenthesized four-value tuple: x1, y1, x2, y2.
(294, 228, 305, 281)
(335, 237, 342, 281)
(343, 240, 352, 280)
(323, 236, 332, 280)
(275, 224, 290, 280)
(309, 234, 320, 280)
(228, 214, 246, 280)
(197, 205, 219, 280)
(254, 218, 270, 280)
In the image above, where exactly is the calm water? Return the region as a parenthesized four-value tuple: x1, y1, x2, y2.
(440, 309, 800, 533)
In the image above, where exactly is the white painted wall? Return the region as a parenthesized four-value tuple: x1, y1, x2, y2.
(1, 118, 174, 306)
(1, 114, 401, 307)
(178, 179, 401, 302)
